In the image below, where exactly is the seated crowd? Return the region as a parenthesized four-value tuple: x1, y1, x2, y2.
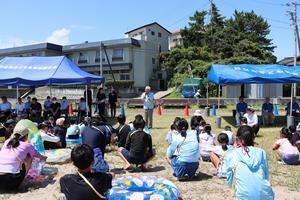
(0, 95, 299, 199)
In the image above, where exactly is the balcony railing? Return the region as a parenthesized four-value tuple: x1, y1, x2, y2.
(112, 57, 123, 61)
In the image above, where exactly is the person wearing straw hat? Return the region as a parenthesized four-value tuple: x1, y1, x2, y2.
(244, 106, 259, 135)
(0, 124, 47, 190)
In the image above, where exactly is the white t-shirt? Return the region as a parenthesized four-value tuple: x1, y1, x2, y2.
(244, 112, 258, 127)
(16, 102, 25, 114)
(276, 138, 299, 156)
(40, 130, 60, 143)
(199, 132, 215, 157)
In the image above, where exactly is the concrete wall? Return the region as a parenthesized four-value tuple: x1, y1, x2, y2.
(223, 84, 283, 98)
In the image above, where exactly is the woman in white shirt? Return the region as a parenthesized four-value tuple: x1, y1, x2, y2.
(244, 106, 260, 135)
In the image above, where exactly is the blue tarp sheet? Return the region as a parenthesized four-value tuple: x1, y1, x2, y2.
(208, 64, 300, 85)
(0, 56, 104, 86)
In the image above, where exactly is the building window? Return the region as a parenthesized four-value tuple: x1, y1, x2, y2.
(151, 31, 155, 36)
(173, 38, 178, 42)
(158, 32, 162, 37)
(78, 52, 88, 64)
(112, 49, 123, 61)
(120, 74, 130, 80)
(139, 31, 143, 35)
(152, 58, 156, 65)
(158, 73, 163, 79)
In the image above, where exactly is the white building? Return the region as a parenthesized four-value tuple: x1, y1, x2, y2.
(0, 22, 171, 92)
(168, 30, 183, 49)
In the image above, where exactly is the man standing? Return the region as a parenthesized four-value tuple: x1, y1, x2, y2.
(108, 88, 118, 118)
(235, 96, 248, 126)
(262, 97, 274, 126)
(84, 87, 92, 117)
(96, 87, 106, 121)
(60, 96, 69, 118)
(141, 86, 155, 129)
(51, 97, 61, 120)
(24, 96, 32, 118)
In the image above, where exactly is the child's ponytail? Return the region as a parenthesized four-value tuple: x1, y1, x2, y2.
(7, 133, 21, 148)
(218, 133, 229, 151)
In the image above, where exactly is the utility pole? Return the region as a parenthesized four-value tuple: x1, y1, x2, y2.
(99, 41, 103, 76)
(287, 0, 300, 97)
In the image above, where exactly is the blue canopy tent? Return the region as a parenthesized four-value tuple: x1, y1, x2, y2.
(0, 56, 105, 112)
(207, 64, 300, 116)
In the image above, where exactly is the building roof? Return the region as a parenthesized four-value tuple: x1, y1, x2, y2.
(0, 43, 62, 56)
(278, 56, 300, 66)
(124, 22, 171, 34)
(62, 38, 140, 52)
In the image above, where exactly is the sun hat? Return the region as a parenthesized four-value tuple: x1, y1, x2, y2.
(247, 105, 255, 111)
(193, 110, 202, 116)
(56, 118, 65, 126)
(12, 124, 29, 138)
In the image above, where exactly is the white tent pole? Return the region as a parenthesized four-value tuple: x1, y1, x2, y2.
(206, 83, 209, 106)
(290, 84, 293, 116)
(85, 85, 88, 113)
(49, 85, 52, 97)
(218, 84, 221, 109)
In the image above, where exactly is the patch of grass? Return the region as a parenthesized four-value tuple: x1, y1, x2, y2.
(163, 90, 182, 99)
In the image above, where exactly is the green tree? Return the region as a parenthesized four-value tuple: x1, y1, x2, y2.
(161, 4, 277, 95)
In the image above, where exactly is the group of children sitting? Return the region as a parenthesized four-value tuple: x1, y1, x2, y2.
(1, 108, 300, 200)
(164, 110, 299, 199)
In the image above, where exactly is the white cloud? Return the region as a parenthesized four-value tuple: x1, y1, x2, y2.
(45, 28, 71, 45)
(0, 27, 71, 49)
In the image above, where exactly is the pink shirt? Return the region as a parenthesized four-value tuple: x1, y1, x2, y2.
(0, 140, 38, 174)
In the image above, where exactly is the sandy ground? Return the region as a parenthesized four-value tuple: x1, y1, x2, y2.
(0, 152, 299, 200)
(0, 109, 299, 200)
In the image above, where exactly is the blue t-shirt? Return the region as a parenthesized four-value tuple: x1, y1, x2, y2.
(236, 102, 248, 113)
(24, 101, 31, 110)
(167, 130, 199, 163)
(287, 102, 299, 112)
(142, 92, 154, 110)
(61, 100, 69, 110)
(44, 100, 53, 112)
(262, 103, 273, 113)
(0, 102, 11, 112)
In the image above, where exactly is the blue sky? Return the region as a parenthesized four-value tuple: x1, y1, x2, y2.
(0, 0, 295, 60)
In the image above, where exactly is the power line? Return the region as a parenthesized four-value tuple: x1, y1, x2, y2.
(166, 2, 210, 29)
(251, 0, 287, 6)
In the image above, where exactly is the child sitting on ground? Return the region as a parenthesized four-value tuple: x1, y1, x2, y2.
(60, 144, 114, 200)
(165, 117, 181, 145)
(222, 126, 234, 145)
(199, 124, 215, 161)
(272, 127, 299, 165)
(210, 133, 233, 178)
